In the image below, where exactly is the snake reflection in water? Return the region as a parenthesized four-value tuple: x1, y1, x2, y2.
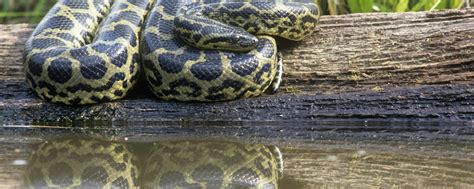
(24, 138, 284, 188)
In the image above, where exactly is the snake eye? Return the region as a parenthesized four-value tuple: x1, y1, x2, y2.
(236, 35, 258, 49)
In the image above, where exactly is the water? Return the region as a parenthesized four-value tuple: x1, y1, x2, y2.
(0, 121, 473, 188)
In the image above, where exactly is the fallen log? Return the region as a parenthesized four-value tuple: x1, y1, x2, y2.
(0, 9, 473, 125)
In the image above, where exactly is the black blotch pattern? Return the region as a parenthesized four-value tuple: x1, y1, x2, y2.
(56, 33, 80, 44)
(38, 81, 58, 97)
(98, 24, 137, 47)
(67, 98, 81, 105)
(143, 60, 163, 86)
(223, 2, 245, 9)
(48, 162, 74, 187)
(157, 19, 174, 34)
(109, 11, 141, 27)
(63, 1, 89, 9)
(76, 55, 108, 80)
(31, 38, 66, 49)
(80, 166, 108, 188)
(301, 15, 318, 26)
(254, 157, 273, 178)
(130, 53, 139, 72)
(255, 38, 275, 58)
(93, 43, 128, 68)
(127, 0, 149, 8)
(142, 33, 159, 53)
(230, 54, 258, 76)
(28, 54, 47, 76)
(92, 43, 123, 55)
(158, 53, 192, 74)
(191, 165, 224, 188)
(26, 73, 37, 89)
(48, 58, 73, 84)
(114, 90, 124, 97)
(206, 79, 245, 101)
(190, 57, 223, 81)
(112, 162, 127, 172)
(130, 70, 140, 84)
(93, 0, 110, 15)
(66, 72, 125, 93)
(73, 13, 95, 28)
(90, 95, 112, 103)
(122, 82, 129, 89)
(112, 176, 128, 188)
(163, 78, 202, 97)
(199, 25, 220, 37)
(254, 63, 271, 84)
(70, 48, 89, 59)
(175, 18, 202, 32)
(35, 16, 74, 34)
(231, 168, 260, 187)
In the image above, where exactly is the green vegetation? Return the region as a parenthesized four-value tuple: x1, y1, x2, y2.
(0, 0, 55, 23)
(0, 0, 471, 23)
(318, 0, 470, 15)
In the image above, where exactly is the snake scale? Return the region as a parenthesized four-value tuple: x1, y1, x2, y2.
(23, 0, 319, 104)
(25, 138, 283, 188)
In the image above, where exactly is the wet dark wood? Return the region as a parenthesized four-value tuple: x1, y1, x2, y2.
(1, 9, 473, 125)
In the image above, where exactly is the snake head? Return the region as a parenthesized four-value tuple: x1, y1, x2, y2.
(225, 30, 259, 52)
(175, 13, 259, 52)
(197, 28, 258, 52)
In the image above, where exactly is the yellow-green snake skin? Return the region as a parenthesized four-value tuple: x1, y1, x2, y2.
(24, 138, 284, 188)
(23, 0, 319, 104)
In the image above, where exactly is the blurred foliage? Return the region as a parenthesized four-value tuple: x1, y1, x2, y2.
(318, 0, 471, 15)
(0, 0, 472, 23)
(0, 0, 55, 23)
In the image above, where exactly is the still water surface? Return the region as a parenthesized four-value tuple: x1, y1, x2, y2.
(0, 122, 473, 188)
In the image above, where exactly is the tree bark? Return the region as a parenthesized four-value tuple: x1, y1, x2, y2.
(0, 9, 473, 125)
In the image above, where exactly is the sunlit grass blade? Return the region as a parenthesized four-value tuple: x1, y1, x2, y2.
(451, 0, 464, 8)
(347, 0, 375, 13)
(372, 2, 390, 12)
(395, 0, 410, 12)
(347, 0, 362, 13)
(411, 0, 430, 11)
(360, 0, 374, 12)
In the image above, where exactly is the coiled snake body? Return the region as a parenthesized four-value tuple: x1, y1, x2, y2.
(23, 0, 319, 104)
(25, 138, 283, 188)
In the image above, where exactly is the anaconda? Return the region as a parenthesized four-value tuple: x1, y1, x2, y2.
(23, 0, 319, 104)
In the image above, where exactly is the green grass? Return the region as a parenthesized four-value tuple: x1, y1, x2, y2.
(0, 0, 472, 23)
(319, 0, 470, 15)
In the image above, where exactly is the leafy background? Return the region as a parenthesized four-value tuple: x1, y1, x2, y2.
(0, 0, 471, 24)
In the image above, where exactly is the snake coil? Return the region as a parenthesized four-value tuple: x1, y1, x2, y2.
(24, 0, 319, 104)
